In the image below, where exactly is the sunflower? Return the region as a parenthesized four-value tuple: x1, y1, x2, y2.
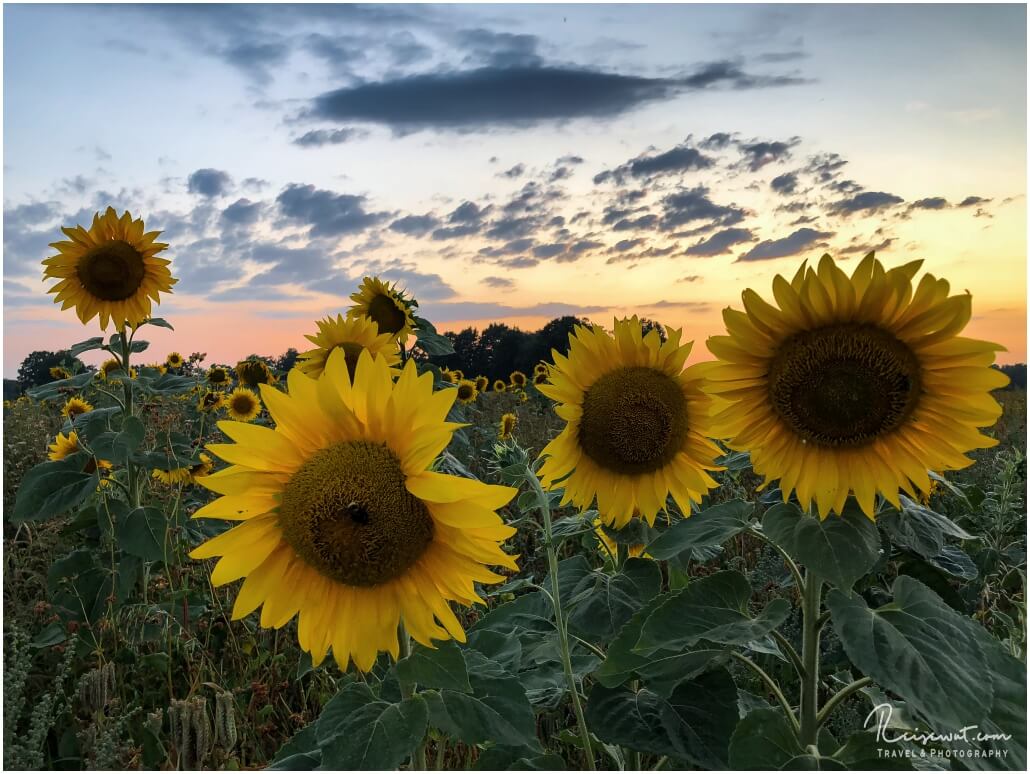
(439, 368, 455, 383)
(475, 375, 489, 393)
(510, 371, 527, 389)
(198, 391, 224, 413)
(348, 276, 416, 343)
(98, 358, 124, 380)
(153, 466, 192, 485)
(190, 453, 214, 481)
(533, 372, 548, 385)
(298, 314, 400, 379)
(455, 379, 479, 405)
(492, 380, 507, 393)
(519, 391, 528, 403)
(189, 348, 518, 671)
(705, 253, 1008, 520)
(48, 431, 112, 473)
(451, 369, 464, 381)
(594, 516, 649, 560)
(207, 365, 230, 386)
(499, 412, 518, 440)
(225, 387, 262, 422)
(49, 366, 72, 381)
(236, 360, 276, 388)
(143, 362, 168, 375)
(42, 207, 176, 330)
(534, 362, 549, 377)
(166, 352, 185, 369)
(537, 316, 723, 528)
(61, 397, 94, 420)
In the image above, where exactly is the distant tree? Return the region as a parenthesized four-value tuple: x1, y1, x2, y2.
(4, 379, 23, 401)
(638, 317, 668, 343)
(16, 350, 85, 388)
(534, 316, 589, 362)
(275, 348, 300, 372)
(997, 363, 1027, 390)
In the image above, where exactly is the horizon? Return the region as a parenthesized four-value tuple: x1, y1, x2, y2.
(4, 3, 1027, 377)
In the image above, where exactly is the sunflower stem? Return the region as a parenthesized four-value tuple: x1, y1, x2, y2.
(397, 626, 428, 771)
(526, 472, 596, 770)
(118, 323, 140, 509)
(799, 570, 823, 748)
(815, 676, 872, 728)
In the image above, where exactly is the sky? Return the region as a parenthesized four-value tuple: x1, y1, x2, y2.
(3, 3, 1027, 377)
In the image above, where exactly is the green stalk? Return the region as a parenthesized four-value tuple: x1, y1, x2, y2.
(397, 626, 428, 771)
(118, 324, 140, 509)
(527, 472, 596, 770)
(798, 570, 823, 747)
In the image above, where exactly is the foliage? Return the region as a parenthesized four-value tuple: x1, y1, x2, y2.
(16, 349, 87, 388)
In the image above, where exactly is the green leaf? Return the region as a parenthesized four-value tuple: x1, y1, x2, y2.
(413, 318, 455, 356)
(319, 696, 428, 770)
(585, 668, 738, 767)
(315, 682, 377, 746)
(826, 575, 991, 730)
(68, 336, 106, 357)
(12, 453, 98, 524)
(879, 497, 974, 559)
(30, 621, 68, 648)
(117, 507, 168, 562)
(129, 340, 150, 354)
(473, 746, 566, 770)
(927, 545, 978, 580)
(112, 416, 146, 463)
(567, 558, 662, 642)
(645, 500, 755, 560)
(26, 371, 95, 400)
(762, 501, 881, 591)
(831, 732, 916, 770)
(634, 571, 790, 654)
(395, 639, 472, 693)
(423, 650, 539, 750)
(470, 591, 553, 635)
(141, 317, 174, 330)
(728, 708, 804, 769)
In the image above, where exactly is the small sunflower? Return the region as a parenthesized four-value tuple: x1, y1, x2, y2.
(49, 366, 71, 380)
(98, 358, 124, 380)
(451, 369, 465, 381)
(198, 391, 224, 413)
(48, 431, 111, 473)
(499, 412, 518, 440)
(439, 368, 455, 383)
(456, 379, 479, 405)
(705, 253, 1008, 519)
(152, 466, 192, 485)
(537, 316, 723, 528)
(189, 348, 518, 671)
(42, 207, 176, 330)
(298, 314, 400, 379)
(475, 375, 489, 393)
(533, 372, 548, 385)
(236, 360, 276, 388)
(510, 371, 527, 389)
(492, 380, 507, 393)
(61, 397, 94, 420)
(519, 391, 528, 403)
(534, 362, 549, 377)
(190, 453, 214, 481)
(225, 387, 262, 422)
(207, 365, 230, 386)
(348, 276, 416, 343)
(166, 352, 185, 369)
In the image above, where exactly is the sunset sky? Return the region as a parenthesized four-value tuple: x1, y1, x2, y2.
(4, 3, 1026, 377)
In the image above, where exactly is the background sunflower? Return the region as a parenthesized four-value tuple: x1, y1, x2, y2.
(297, 314, 399, 379)
(347, 276, 416, 343)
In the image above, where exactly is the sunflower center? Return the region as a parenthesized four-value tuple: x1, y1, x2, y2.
(76, 241, 146, 301)
(768, 323, 922, 447)
(277, 440, 434, 586)
(457, 383, 475, 401)
(230, 394, 255, 414)
(367, 294, 407, 335)
(578, 366, 688, 474)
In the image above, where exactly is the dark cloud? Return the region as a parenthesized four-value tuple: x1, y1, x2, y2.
(805, 152, 848, 182)
(455, 28, 543, 68)
(677, 275, 702, 283)
(699, 132, 733, 150)
(828, 178, 863, 195)
(482, 276, 514, 289)
(659, 186, 746, 231)
(485, 215, 539, 241)
(737, 227, 833, 262)
(842, 237, 895, 255)
(770, 172, 798, 195)
(613, 214, 659, 231)
(828, 190, 904, 216)
(221, 41, 290, 85)
(958, 195, 991, 207)
(293, 128, 364, 147)
(276, 183, 389, 236)
(754, 50, 808, 63)
(187, 168, 233, 197)
(683, 227, 754, 256)
(738, 138, 800, 171)
(613, 238, 646, 252)
(594, 141, 713, 184)
(449, 201, 490, 223)
(558, 154, 585, 165)
(642, 299, 710, 310)
(532, 243, 567, 259)
(5, 201, 60, 225)
(390, 213, 440, 236)
(501, 163, 525, 178)
(569, 239, 604, 255)
(680, 60, 808, 91)
(432, 223, 482, 240)
(242, 177, 269, 191)
(909, 197, 949, 210)
(221, 198, 263, 225)
(789, 214, 818, 225)
(422, 300, 606, 322)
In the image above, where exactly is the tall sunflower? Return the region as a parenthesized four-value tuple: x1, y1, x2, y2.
(42, 207, 176, 329)
(166, 352, 185, 369)
(48, 431, 112, 474)
(61, 397, 94, 420)
(225, 387, 262, 422)
(537, 316, 723, 528)
(297, 314, 399, 379)
(189, 349, 518, 671)
(348, 276, 416, 343)
(705, 253, 1008, 519)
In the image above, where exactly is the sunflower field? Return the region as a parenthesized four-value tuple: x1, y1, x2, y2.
(3, 207, 1027, 771)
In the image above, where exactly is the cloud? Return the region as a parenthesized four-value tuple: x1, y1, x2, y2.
(737, 227, 833, 262)
(276, 183, 389, 236)
(841, 237, 895, 254)
(221, 198, 263, 225)
(659, 186, 746, 231)
(680, 60, 808, 91)
(293, 128, 364, 147)
(828, 190, 904, 216)
(422, 300, 607, 322)
(683, 227, 754, 256)
(500, 163, 525, 178)
(594, 141, 713, 184)
(677, 275, 702, 283)
(532, 243, 567, 259)
(699, 132, 734, 150)
(737, 138, 800, 171)
(187, 168, 233, 197)
(770, 172, 798, 194)
(390, 213, 440, 236)
(613, 238, 646, 252)
(482, 276, 514, 289)
(958, 195, 991, 207)
(641, 299, 711, 310)
(569, 239, 604, 255)
(220, 41, 290, 85)
(908, 197, 949, 210)
(805, 152, 848, 182)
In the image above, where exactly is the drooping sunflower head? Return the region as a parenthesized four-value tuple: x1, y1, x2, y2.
(475, 375, 489, 393)
(492, 380, 507, 393)
(537, 316, 723, 528)
(189, 348, 518, 671)
(510, 371, 527, 389)
(152, 466, 192, 486)
(347, 276, 416, 344)
(48, 431, 112, 473)
(499, 412, 518, 440)
(42, 207, 176, 330)
(207, 365, 230, 386)
(166, 352, 185, 369)
(98, 358, 124, 380)
(236, 359, 276, 388)
(705, 253, 1008, 519)
(190, 453, 214, 481)
(61, 396, 94, 420)
(456, 379, 479, 405)
(225, 387, 262, 422)
(198, 391, 224, 413)
(298, 314, 400, 379)
(49, 366, 71, 381)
